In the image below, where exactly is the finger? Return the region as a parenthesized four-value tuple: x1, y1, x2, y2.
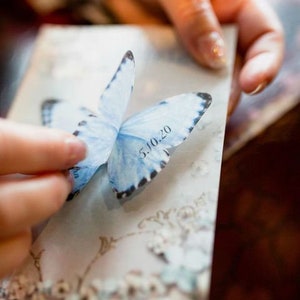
(239, 32, 284, 94)
(227, 54, 242, 117)
(0, 119, 86, 175)
(0, 172, 71, 237)
(212, 0, 284, 95)
(235, 0, 284, 94)
(0, 229, 31, 278)
(159, 0, 227, 69)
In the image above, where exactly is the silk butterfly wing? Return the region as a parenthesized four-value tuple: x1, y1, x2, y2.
(41, 51, 135, 199)
(96, 51, 135, 131)
(108, 92, 212, 198)
(42, 99, 94, 133)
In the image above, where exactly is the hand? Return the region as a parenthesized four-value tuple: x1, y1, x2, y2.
(103, 0, 284, 115)
(0, 119, 86, 278)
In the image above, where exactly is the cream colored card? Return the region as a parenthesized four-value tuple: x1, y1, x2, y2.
(6, 25, 236, 299)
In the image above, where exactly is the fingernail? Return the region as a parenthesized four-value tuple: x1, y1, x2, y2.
(197, 32, 227, 69)
(65, 136, 87, 166)
(248, 82, 267, 95)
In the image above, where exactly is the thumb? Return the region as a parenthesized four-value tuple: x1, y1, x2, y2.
(159, 0, 226, 69)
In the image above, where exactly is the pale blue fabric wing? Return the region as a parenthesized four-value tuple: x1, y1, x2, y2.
(108, 92, 212, 198)
(41, 99, 114, 199)
(97, 50, 135, 131)
(42, 99, 94, 134)
(41, 51, 135, 199)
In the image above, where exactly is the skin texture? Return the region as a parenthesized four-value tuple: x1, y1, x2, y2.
(0, 0, 284, 278)
(103, 0, 284, 115)
(0, 120, 86, 278)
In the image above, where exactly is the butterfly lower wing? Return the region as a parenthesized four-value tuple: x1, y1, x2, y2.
(67, 117, 118, 199)
(108, 134, 170, 198)
(108, 92, 212, 198)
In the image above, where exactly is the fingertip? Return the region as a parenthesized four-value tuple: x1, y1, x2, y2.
(48, 172, 73, 210)
(62, 170, 74, 193)
(0, 122, 87, 174)
(159, 0, 227, 69)
(239, 26, 284, 95)
(64, 135, 87, 168)
(193, 31, 227, 69)
(239, 52, 279, 95)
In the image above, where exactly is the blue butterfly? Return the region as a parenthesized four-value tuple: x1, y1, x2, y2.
(41, 51, 212, 200)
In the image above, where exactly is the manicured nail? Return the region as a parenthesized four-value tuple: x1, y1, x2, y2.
(65, 136, 87, 166)
(248, 82, 267, 95)
(197, 31, 227, 69)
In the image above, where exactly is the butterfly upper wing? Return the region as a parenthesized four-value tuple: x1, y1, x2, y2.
(107, 92, 212, 198)
(97, 50, 135, 131)
(41, 51, 135, 199)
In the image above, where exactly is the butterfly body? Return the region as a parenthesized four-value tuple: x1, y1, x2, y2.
(42, 51, 212, 199)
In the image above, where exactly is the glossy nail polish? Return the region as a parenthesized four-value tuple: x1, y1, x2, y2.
(197, 31, 227, 69)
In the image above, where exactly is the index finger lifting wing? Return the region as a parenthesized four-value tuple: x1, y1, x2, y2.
(0, 120, 86, 175)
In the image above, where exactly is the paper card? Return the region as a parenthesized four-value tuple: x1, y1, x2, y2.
(5, 25, 236, 299)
